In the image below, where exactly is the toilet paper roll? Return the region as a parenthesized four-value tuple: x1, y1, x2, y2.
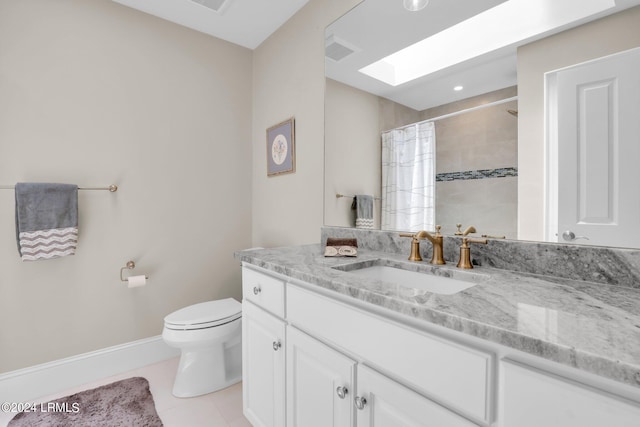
(127, 275, 147, 288)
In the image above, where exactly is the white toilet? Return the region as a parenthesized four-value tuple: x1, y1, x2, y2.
(162, 298, 242, 398)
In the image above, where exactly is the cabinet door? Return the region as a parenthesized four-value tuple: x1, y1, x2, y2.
(501, 360, 640, 427)
(287, 326, 355, 427)
(242, 301, 286, 427)
(355, 365, 478, 427)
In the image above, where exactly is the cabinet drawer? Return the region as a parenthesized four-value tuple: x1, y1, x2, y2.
(501, 360, 640, 427)
(242, 266, 285, 318)
(287, 285, 492, 423)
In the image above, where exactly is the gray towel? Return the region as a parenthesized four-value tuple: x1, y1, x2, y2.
(15, 183, 78, 261)
(353, 195, 374, 229)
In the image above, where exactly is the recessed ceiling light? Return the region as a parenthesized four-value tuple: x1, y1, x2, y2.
(404, 0, 429, 12)
(454, 86, 464, 91)
(360, 0, 615, 86)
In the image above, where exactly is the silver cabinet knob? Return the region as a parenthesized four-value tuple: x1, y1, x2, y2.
(354, 396, 367, 410)
(253, 286, 261, 295)
(336, 386, 348, 399)
(562, 230, 590, 242)
(273, 340, 281, 351)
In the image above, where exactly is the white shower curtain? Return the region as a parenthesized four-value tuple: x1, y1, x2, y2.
(381, 121, 435, 232)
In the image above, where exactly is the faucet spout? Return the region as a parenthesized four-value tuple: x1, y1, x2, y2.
(415, 230, 437, 244)
(461, 226, 476, 236)
(399, 226, 445, 265)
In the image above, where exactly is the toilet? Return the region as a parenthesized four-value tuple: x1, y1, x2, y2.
(162, 298, 242, 398)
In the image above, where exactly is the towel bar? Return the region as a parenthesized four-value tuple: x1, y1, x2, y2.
(336, 193, 381, 201)
(0, 184, 118, 192)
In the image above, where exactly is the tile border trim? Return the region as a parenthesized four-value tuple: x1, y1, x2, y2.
(436, 167, 518, 182)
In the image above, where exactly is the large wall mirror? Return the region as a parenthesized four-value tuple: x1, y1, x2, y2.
(324, 0, 640, 248)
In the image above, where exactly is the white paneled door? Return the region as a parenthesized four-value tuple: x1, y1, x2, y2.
(242, 301, 286, 427)
(546, 47, 640, 248)
(286, 327, 355, 427)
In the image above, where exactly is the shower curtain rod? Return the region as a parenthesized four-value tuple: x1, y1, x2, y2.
(0, 184, 118, 192)
(385, 95, 518, 133)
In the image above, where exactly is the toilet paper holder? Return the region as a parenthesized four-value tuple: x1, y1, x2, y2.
(120, 261, 149, 282)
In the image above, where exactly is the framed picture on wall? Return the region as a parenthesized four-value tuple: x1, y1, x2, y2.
(266, 117, 295, 176)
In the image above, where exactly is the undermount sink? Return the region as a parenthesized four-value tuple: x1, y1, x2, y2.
(333, 259, 487, 295)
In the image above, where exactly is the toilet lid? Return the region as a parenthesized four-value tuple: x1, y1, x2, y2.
(164, 298, 241, 330)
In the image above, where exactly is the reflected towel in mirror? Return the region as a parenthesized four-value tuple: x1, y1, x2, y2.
(352, 195, 374, 229)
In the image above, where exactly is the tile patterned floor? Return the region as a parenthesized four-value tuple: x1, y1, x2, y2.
(0, 357, 251, 427)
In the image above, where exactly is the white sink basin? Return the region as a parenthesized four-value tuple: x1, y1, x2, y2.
(337, 262, 485, 295)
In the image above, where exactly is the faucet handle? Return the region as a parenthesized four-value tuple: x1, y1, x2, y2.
(465, 237, 488, 246)
(399, 232, 416, 240)
(435, 225, 442, 236)
(457, 237, 488, 269)
(399, 232, 424, 262)
(481, 234, 506, 239)
(455, 224, 463, 235)
(400, 230, 430, 241)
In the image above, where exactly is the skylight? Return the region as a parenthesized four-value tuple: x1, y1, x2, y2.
(359, 0, 615, 86)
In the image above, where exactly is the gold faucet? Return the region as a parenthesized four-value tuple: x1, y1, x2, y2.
(399, 225, 445, 264)
(456, 226, 488, 269)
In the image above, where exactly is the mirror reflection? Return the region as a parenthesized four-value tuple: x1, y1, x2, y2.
(324, 0, 640, 248)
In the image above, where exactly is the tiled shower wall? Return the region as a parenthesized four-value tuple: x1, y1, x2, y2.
(422, 87, 518, 238)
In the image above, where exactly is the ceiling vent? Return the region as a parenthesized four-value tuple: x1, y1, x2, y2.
(325, 35, 359, 62)
(190, 0, 233, 14)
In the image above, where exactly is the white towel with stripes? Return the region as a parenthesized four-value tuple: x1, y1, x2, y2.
(19, 226, 78, 261)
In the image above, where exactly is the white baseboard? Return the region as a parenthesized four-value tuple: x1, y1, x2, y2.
(0, 336, 180, 402)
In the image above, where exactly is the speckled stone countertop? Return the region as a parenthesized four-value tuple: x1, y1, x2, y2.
(235, 244, 640, 389)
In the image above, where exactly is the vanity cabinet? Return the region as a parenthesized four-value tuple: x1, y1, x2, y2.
(242, 269, 286, 427)
(241, 264, 640, 427)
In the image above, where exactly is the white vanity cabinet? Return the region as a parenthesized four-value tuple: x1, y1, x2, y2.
(242, 268, 286, 427)
(241, 264, 640, 427)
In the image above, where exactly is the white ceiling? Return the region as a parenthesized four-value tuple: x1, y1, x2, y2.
(112, 0, 310, 50)
(326, 0, 640, 111)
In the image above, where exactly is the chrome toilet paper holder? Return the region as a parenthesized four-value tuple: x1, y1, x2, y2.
(120, 260, 149, 282)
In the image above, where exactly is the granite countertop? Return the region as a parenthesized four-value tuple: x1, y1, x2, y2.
(235, 244, 640, 389)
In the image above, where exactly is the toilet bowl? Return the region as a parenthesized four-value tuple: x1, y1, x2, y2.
(162, 298, 242, 398)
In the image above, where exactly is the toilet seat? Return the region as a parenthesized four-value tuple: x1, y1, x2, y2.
(164, 298, 242, 331)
